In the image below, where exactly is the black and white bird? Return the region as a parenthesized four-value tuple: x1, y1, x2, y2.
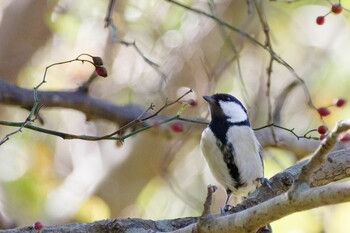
(200, 93, 268, 211)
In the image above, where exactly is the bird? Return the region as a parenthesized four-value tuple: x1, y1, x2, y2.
(200, 93, 268, 212)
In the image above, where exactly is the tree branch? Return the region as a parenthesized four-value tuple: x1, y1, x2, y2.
(0, 79, 145, 126)
(2, 79, 348, 158)
(295, 119, 350, 188)
(3, 148, 350, 233)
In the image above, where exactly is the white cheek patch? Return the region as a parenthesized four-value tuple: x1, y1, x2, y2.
(219, 101, 247, 123)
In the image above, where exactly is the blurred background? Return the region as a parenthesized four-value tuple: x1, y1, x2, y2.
(0, 0, 350, 232)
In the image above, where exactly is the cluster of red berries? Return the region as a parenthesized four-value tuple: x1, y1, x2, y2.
(317, 98, 346, 117)
(316, 3, 343, 25)
(316, 98, 349, 141)
(92, 56, 108, 77)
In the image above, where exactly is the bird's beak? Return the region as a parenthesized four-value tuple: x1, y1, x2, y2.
(203, 96, 215, 105)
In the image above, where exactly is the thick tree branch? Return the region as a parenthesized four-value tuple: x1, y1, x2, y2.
(171, 181, 350, 233)
(2, 218, 198, 233)
(232, 148, 350, 212)
(4, 148, 350, 233)
(296, 119, 350, 186)
(0, 79, 145, 126)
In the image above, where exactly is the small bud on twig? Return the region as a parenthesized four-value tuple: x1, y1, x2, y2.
(92, 56, 104, 66)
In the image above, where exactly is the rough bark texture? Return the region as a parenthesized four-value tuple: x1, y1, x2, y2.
(2, 149, 350, 233)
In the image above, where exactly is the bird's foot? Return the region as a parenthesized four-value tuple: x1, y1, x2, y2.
(220, 204, 232, 214)
(258, 177, 272, 189)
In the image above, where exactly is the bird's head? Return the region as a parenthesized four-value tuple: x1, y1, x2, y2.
(203, 93, 248, 124)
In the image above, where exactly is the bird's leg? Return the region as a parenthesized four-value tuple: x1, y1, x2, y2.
(258, 177, 272, 189)
(220, 189, 232, 213)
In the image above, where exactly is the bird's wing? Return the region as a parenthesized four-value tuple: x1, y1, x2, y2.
(221, 142, 242, 188)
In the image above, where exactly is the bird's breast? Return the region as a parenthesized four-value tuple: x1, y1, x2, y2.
(200, 126, 264, 197)
(200, 128, 238, 190)
(226, 126, 264, 186)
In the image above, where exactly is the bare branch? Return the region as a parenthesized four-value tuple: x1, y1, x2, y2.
(0, 81, 196, 142)
(231, 180, 350, 233)
(296, 119, 350, 186)
(207, 0, 249, 102)
(1, 79, 347, 159)
(169, 181, 350, 233)
(170, 148, 350, 233)
(235, 148, 350, 211)
(118, 40, 167, 82)
(86, 89, 193, 140)
(201, 185, 217, 217)
(255, 124, 319, 158)
(0, 79, 144, 126)
(104, 0, 116, 27)
(0, 119, 32, 145)
(3, 217, 198, 233)
(253, 0, 275, 125)
(3, 148, 350, 233)
(165, 0, 316, 110)
(273, 81, 299, 124)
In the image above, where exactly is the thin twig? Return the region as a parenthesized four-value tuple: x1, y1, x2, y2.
(96, 103, 156, 141)
(253, 0, 274, 125)
(0, 120, 32, 145)
(1, 116, 318, 143)
(207, 0, 249, 102)
(104, 0, 116, 27)
(165, 0, 316, 109)
(107, 21, 167, 87)
(0, 55, 100, 145)
(85, 89, 193, 141)
(254, 123, 319, 140)
(0, 90, 195, 142)
(0, 114, 199, 142)
(119, 40, 167, 82)
(142, 89, 193, 121)
(273, 81, 299, 124)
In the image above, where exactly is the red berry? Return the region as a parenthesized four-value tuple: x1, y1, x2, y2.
(188, 99, 197, 107)
(316, 16, 325, 25)
(170, 122, 183, 133)
(335, 98, 346, 107)
(317, 125, 328, 135)
(331, 4, 343, 14)
(33, 221, 43, 230)
(95, 66, 108, 77)
(339, 132, 350, 142)
(92, 56, 104, 66)
(317, 107, 330, 117)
